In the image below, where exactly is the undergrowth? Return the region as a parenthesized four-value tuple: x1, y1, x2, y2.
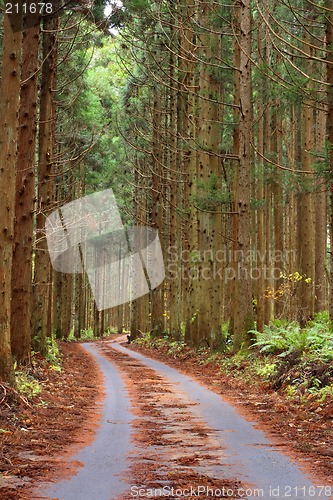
(68, 328, 95, 342)
(14, 334, 63, 399)
(134, 312, 333, 405)
(250, 312, 333, 361)
(68, 326, 121, 342)
(15, 370, 42, 399)
(45, 335, 63, 372)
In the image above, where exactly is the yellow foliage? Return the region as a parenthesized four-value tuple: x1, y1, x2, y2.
(264, 271, 312, 300)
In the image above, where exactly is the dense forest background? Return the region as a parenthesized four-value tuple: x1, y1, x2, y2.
(0, 0, 333, 386)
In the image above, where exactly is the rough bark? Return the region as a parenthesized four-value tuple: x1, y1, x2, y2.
(271, 105, 284, 318)
(11, 22, 40, 363)
(32, 14, 58, 353)
(326, 2, 333, 322)
(150, 83, 165, 337)
(231, 0, 254, 350)
(298, 38, 315, 326)
(196, 5, 224, 348)
(256, 24, 265, 332)
(314, 89, 328, 312)
(0, 15, 22, 384)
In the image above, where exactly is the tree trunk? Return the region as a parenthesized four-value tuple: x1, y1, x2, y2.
(326, 2, 333, 323)
(314, 89, 328, 312)
(231, 0, 254, 350)
(256, 24, 265, 332)
(196, 5, 224, 348)
(11, 22, 40, 363)
(285, 104, 298, 321)
(0, 15, 22, 384)
(298, 38, 315, 326)
(150, 80, 165, 337)
(167, 28, 181, 340)
(32, 14, 58, 354)
(271, 105, 284, 318)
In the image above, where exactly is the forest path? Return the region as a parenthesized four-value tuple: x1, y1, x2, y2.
(36, 338, 328, 500)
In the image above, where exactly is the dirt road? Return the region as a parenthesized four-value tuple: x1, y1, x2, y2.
(35, 338, 332, 500)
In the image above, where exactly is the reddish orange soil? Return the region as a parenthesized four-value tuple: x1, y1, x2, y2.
(0, 342, 103, 500)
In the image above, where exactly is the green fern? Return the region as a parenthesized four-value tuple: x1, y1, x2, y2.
(250, 315, 333, 360)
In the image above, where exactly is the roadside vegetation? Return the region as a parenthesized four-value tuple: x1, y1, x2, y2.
(12, 327, 119, 400)
(3, 335, 64, 403)
(134, 312, 333, 407)
(13, 311, 332, 409)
